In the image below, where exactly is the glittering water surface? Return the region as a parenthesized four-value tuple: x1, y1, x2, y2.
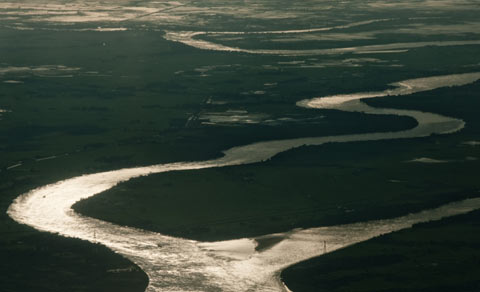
(3, 0, 480, 290)
(164, 30, 480, 56)
(7, 72, 480, 291)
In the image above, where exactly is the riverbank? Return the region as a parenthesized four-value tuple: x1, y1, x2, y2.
(73, 80, 480, 242)
(3, 5, 480, 289)
(282, 209, 480, 292)
(7, 73, 478, 291)
(0, 217, 148, 292)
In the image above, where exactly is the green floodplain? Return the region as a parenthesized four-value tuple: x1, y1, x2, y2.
(1, 2, 480, 291)
(282, 209, 480, 292)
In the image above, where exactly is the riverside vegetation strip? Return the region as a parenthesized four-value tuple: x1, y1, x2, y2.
(282, 209, 480, 292)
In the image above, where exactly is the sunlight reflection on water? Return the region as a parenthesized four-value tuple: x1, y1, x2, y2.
(7, 72, 480, 291)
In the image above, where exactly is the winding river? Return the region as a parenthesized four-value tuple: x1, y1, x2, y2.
(7, 71, 480, 291)
(164, 30, 480, 56)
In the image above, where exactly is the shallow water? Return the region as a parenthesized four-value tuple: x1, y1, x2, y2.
(164, 29, 480, 56)
(8, 72, 480, 291)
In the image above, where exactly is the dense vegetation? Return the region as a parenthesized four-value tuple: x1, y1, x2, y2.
(74, 81, 480, 241)
(1, 3, 480, 290)
(282, 209, 480, 292)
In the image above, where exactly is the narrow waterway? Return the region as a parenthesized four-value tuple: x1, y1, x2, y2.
(163, 29, 480, 56)
(8, 72, 480, 291)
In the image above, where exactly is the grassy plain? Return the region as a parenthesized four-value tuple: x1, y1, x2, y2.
(73, 81, 480, 241)
(1, 8, 480, 291)
(282, 209, 480, 292)
(0, 26, 419, 291)
(0, 224, 148, 292)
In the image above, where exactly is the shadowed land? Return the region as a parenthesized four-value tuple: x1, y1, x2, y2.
(73, 81, 480, 242)
(282, 209, 480, 292)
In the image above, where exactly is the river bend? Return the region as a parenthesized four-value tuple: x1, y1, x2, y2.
(8, 72, 480, 291)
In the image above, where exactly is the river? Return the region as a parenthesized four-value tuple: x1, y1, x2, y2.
(7, 72, 480, 291)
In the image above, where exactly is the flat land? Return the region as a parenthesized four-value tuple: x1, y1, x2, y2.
(282, 209, 480, 292)
(2, 4, 480, 290)
(74, 81, 480, 241)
